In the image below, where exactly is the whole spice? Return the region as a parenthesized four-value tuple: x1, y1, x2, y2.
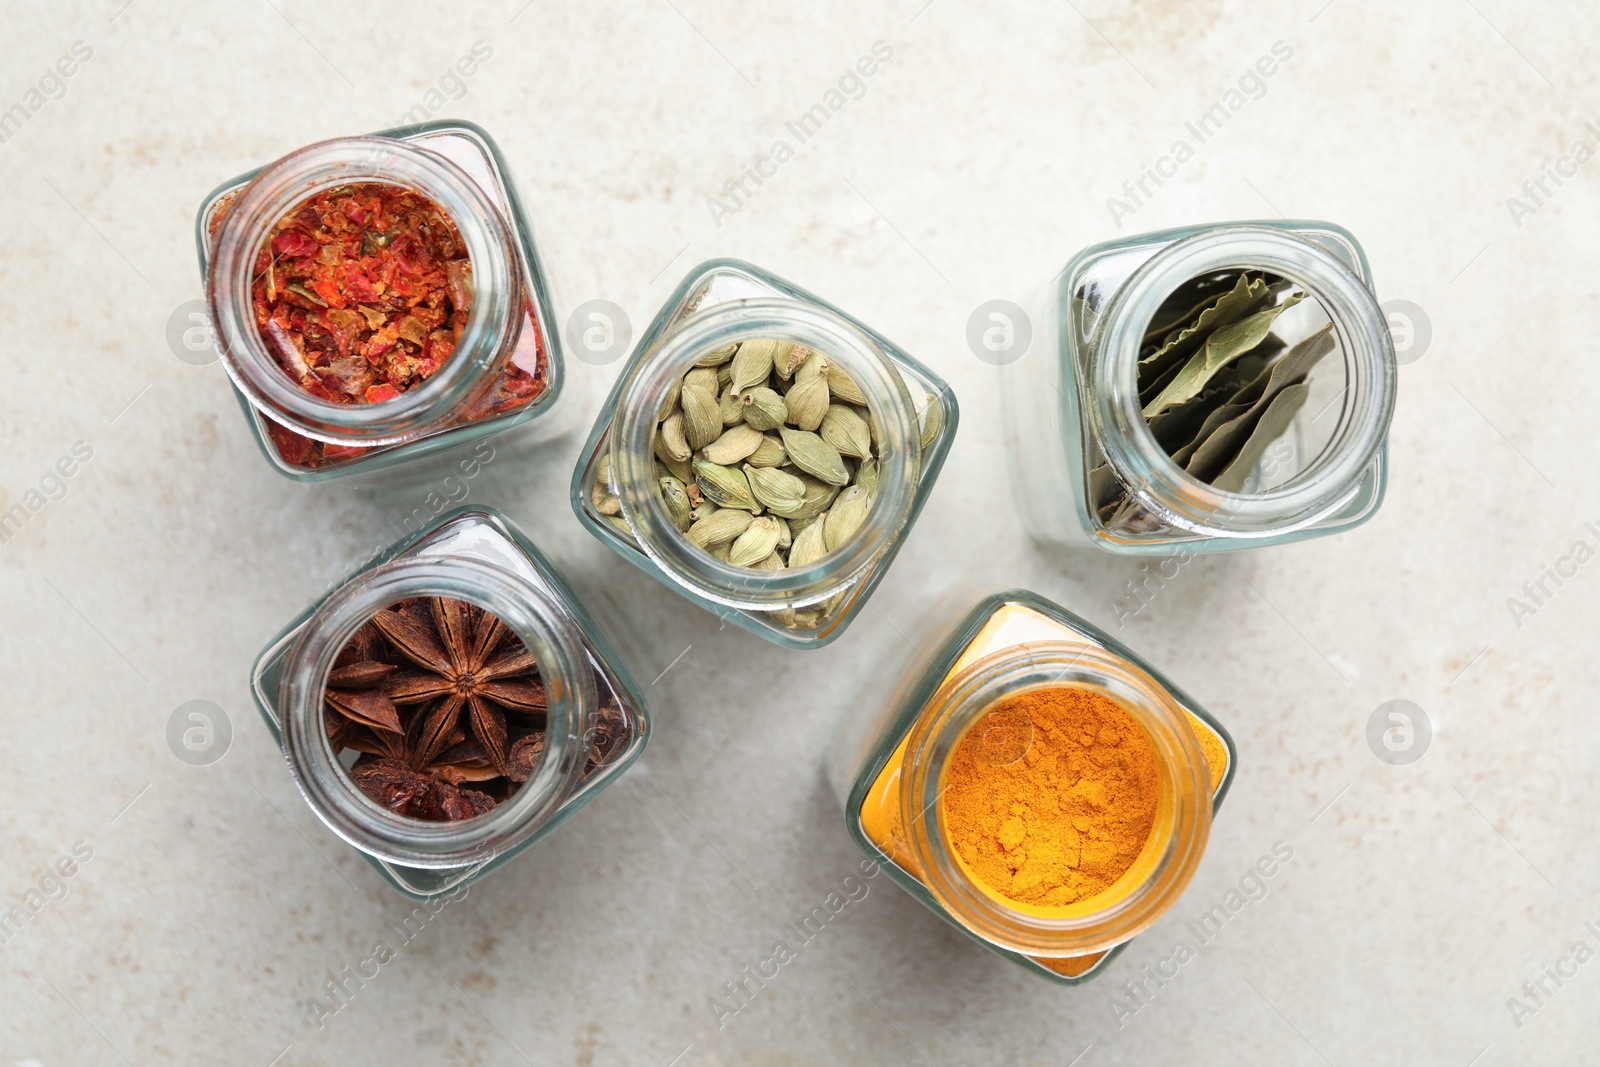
(322, 595, 627, 822)
(241, 182, 548, 468)
(643, 338, 883, 575)
(940, 687, 1159, 907)
(1093, 269, 1333, 528)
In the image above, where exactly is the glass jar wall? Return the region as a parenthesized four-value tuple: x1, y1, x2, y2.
(197, 121, 564, 481)
(1003, 221, 1397, 554)
(571, 259, 957, 649)
(834, 590, 1234, 983)
(250, 507, 648, 900)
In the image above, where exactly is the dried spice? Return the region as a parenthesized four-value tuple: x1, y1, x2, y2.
(217, 183, 549, 469)
(322, 596, 626, 823)
(1092, 269, 1334, 529)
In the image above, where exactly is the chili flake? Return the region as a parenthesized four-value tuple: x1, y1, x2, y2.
(252, 183, 469, 403)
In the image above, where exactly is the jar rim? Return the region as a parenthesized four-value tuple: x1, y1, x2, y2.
(207, 136, 520, 447)
(279, 555, 595, 869)
(609, 297, 922, 610)
(900, 641, 1212, 956)
(1090, 225, 1396, 537)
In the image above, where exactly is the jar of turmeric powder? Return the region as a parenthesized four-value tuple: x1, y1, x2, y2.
(835, 590, 1234, 982)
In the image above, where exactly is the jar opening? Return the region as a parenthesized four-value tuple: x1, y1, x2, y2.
(281, 556, 594, 868)
(609, 298, 922, 611)
(1091, 226, 1396, 538)
(903, 643, 1211, 956)
(208, 137, 523, 450)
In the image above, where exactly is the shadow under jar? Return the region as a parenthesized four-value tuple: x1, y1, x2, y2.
(1004, 221, 1397, 554)
(834, 590, 1234, 984)
(198, 122, 563, 481)
(251, 507, 648, 900)
(571, 260, 958, 649)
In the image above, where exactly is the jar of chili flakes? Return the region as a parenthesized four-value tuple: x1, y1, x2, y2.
(198, 122, 563, 480)
(251, 507, 649, 899)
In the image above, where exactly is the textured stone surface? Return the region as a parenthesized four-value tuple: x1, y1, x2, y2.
(1, 1, 1597, 1064)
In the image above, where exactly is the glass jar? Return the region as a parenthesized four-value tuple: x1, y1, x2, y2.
(832, 590, 1234, 983)
(249, 506, 648, 899)
(197, 121, 564, 481)
(1004, 220, 1397, 553)
(570, 259, 957, 649)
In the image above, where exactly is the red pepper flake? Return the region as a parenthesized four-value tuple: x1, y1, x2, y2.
(222, 179, 549, 471)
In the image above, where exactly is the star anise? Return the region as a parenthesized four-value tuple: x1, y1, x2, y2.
(321, 595, 630, 824)
(322, 596, 548, 822)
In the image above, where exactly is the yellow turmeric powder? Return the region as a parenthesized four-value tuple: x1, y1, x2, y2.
(941, 686, 1159, 908)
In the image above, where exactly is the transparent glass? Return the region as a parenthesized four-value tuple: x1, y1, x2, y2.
(834, 590, 1236, 984)
(250, 507, 649, 899)
(196, 121, 565, 482)
(1004, 220, 1397, 554)
(570, 259, 958, 649)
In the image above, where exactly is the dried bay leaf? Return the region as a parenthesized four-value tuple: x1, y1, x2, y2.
(1143, 293, 1305, 418)
(1211, 382, 1312, 493)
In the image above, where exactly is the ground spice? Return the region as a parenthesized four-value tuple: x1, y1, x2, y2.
(940, 687, 1159, 908)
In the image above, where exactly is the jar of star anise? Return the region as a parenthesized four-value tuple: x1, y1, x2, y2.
(251, 507, 648, 899)
(199, 122, 564, 480)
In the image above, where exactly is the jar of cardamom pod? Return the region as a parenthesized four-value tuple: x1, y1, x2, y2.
(830, 590, 1234, 983)
(250, 506, 648, 900)
(1003, 221, 1397, 553)
(571, 259, 957, 649)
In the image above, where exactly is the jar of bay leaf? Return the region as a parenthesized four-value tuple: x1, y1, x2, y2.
(829, 590, 1235, 983)
(1004, 221, 1397, 552)
(571, 259, 957, 649)
(251, 506, 649, 900)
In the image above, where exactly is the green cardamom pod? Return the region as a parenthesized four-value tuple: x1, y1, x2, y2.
(658, 377, 681, 422)
(684, 367, 719, 397)
(730, 338, 778, 393)
(719, 384, 746, 426)
(591, 453, 622, 516)
(603, 514, 633, 538)
(784, 374, 830, 431)
(787, 518, 829, 568)
(820, 403, 872, 459)
(657, 412, 692, 462)
(727, 516, 782, 567)
(702, 424, 764, 465)
(778, 427, 849, 486)
(659, 476, 692, 531)
(681, 384, 722, 450)
(743, 463, 808, 517)
(745, 433, 787, 467)
(740, 387, 788, 432)
(694, 459, 761, 512)
(797, 352, 826, 380)
(693, 342, 738, 368)
(788, 474, 842, 522)
(775, 342, 812, 381)
(826, 363, 868, 406)
(918, 392, 943, 451)
(752, 550, 786, 572)
(824, 485, 872, 551)
(855, 457, 879, 493)
(686, 507, 751, 548)
(773, 516, 792, 550)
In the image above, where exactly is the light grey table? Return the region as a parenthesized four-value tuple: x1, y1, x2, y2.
(2, 2, 1595, 1064)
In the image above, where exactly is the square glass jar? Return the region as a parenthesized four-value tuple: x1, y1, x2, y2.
(196, 121, 565, 481)
(1004, 220, 1397, 554)
(836, 590, 1235, 984)
(250, 506, 649, 900)
(570, 259, 958, 649)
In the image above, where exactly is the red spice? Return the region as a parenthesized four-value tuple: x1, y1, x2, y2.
(229, 181, 547, 470)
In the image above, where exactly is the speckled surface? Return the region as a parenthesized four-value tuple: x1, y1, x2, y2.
(2, 2, 1598, 1064)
